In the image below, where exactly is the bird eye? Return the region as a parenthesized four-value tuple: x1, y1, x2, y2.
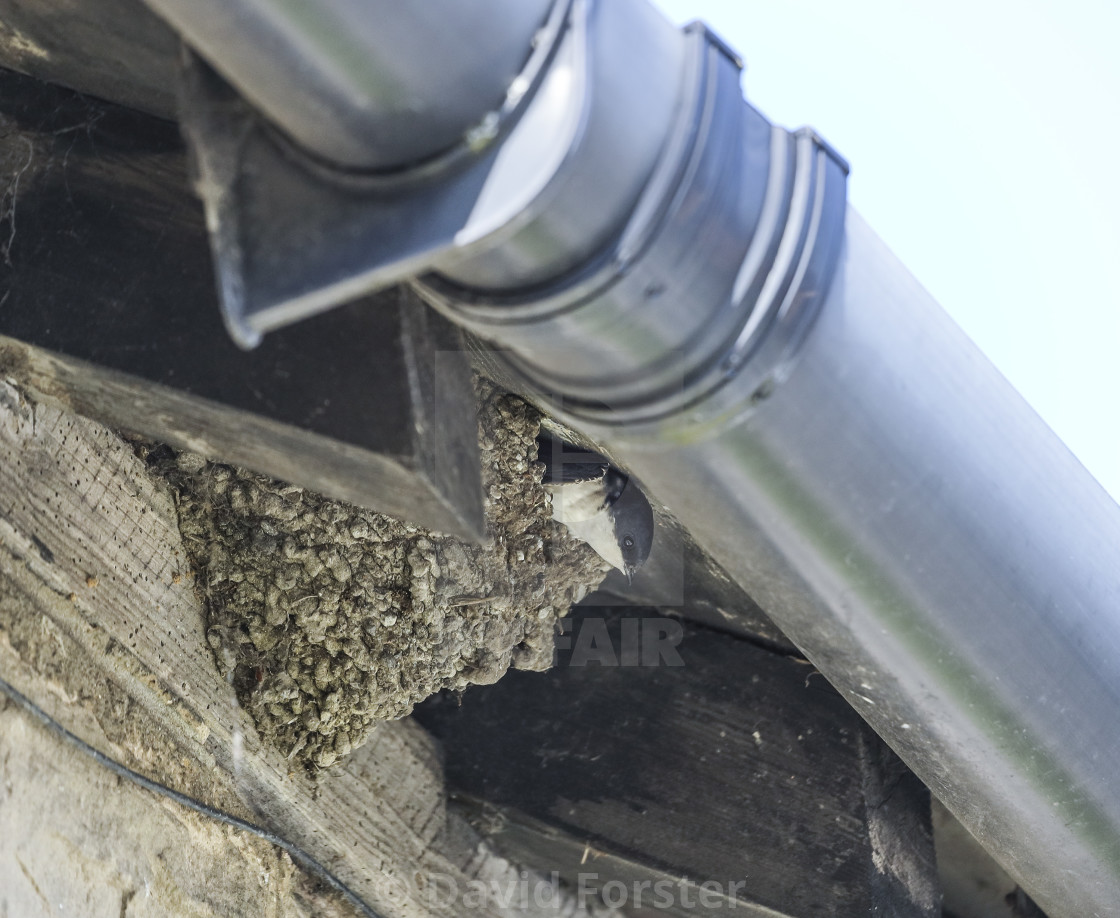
(623, 536, 635, 549)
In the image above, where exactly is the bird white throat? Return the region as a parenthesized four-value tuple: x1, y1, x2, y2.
(545, 477, 626, 573)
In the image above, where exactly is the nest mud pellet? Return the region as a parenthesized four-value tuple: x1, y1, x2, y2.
(142, 383, 608, 770)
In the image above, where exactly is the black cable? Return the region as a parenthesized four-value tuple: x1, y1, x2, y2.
(0, 674, 384, 918)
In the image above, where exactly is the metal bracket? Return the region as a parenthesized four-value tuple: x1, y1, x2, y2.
(178, 0, 574, 349)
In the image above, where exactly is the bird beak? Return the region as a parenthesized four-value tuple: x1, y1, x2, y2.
(625, 567, 634, 586)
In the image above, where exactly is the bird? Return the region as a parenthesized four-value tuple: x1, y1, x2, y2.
(536, 433, 655, 583)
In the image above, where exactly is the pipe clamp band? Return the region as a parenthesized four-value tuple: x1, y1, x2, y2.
(422, 27, 848, 441)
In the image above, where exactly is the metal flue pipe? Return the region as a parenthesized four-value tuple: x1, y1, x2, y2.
(154, 0, 1120, 913)
(423, 23, 1120, 918)
(143, 0, 555, 169)
(418, 22, 1120, 913)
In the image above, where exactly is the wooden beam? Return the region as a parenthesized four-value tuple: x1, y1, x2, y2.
(0, 0, 178, 118)
(0, 69, 484, 540)
(417, 606, 940, 917)
(0, 378, 584, 918)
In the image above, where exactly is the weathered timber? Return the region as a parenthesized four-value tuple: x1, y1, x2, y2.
(0, 0, 178, 118)
(416, 606, 939, 917)
(0, 683, 307, 917)
(0, 379, 587, 918)
(0, 69, 484, 540)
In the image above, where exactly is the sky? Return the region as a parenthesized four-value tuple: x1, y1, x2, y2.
(653, 0, 1120, 502)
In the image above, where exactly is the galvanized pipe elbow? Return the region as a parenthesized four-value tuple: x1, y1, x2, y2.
(421, 33, 848, 425)
(144, 0, 558, 170)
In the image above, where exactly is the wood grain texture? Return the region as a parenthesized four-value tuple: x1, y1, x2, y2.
(0, 694, 306, 918)
(0, 379, 585, 918)
(417, 606, 939, 917)
(0, 69, 484, 540)
(0, 0, 179, 118)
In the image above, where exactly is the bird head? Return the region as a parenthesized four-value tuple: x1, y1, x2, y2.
(608, 474, 654, 584)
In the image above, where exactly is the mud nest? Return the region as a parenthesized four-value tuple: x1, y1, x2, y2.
(142, 383, 608, 769)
